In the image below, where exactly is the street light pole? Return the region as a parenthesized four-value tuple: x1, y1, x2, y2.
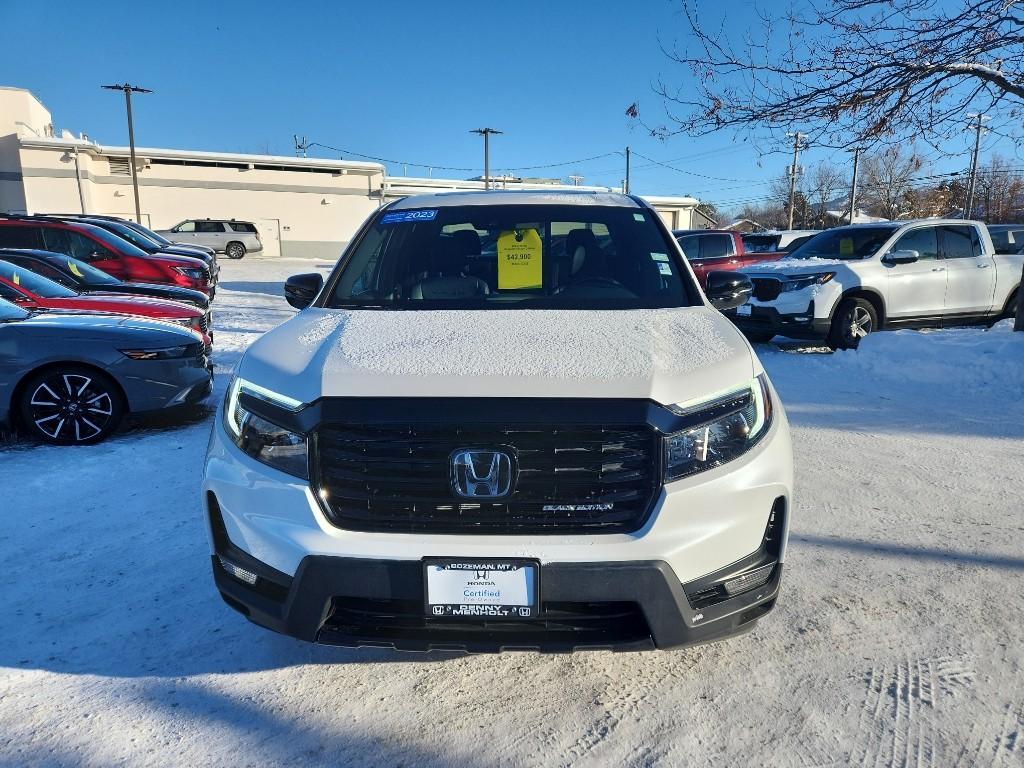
(846, 147, 862, 225)
(470, 128, 502, 190)
(964, 113, 990, 219)
(102, 83, 152, 223)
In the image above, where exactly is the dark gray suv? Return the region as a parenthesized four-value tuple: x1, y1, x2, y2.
(0, 299, 212, 444)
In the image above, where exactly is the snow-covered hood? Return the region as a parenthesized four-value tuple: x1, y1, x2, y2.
(744, 256, 864, 276)
(238, 307, 757, 406)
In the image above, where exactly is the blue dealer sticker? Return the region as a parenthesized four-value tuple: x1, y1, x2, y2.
(380, 209, 438, 225)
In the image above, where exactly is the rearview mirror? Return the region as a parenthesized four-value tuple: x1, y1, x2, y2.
(706, 270, 753, 311)
(284, 273, 324, 309)
(883, 249, 919, 265)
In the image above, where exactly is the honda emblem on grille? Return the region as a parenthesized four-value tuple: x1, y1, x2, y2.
(450, 449, 515, 499)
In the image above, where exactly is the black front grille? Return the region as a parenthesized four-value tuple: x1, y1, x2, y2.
(752, 278, 782, 301)
(314, 422, 660, 535)
(319, 597, 652, 650)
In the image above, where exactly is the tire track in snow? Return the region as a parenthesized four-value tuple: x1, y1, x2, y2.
(852, 655, 974, 768)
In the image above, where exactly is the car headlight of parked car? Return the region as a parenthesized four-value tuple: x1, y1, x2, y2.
(120, 345, 198, 360)
(224, 376, 308, 479)
(174, 266, 206, 280)
(782, 272, 835, 292)
(664, 374, 773, 482)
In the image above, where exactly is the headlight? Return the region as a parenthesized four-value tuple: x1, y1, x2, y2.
(224, 377, 308, 479)
(664, 374, 773, 482)
(782, 272, 835, 292)
(120, 345, 196, 360)
(174, 266, 205, 280)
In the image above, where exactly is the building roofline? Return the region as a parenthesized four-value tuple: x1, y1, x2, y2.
(16, 136, 384, 175)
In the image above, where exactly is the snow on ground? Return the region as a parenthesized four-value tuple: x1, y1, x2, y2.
(2, 258, 1023, 767)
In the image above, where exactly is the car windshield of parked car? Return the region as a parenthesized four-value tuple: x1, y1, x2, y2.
(78, 223, 150, 257)
(324, 203, 697, 309)
(97, 221, 160, 251)
(0, 260, 78, 297)
(0, 297, 29, 321)
(61, 256, 121, 285)
(787, 226, 900, 260)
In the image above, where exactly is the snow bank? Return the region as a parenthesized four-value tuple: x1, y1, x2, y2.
(830, 320, 1023, 392)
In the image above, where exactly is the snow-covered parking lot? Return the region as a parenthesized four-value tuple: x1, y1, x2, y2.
(2, 257, 1022, 767)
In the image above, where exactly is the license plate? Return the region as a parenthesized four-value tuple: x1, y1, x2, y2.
(424, 559, 538, 619)
(736, 304, 752, 316)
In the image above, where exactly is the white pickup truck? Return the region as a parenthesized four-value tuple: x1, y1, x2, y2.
(732, 219, 1022, 349)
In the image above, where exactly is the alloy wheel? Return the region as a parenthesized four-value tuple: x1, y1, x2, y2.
(29, 373, 115, 443)
(847, 306, 873, 341)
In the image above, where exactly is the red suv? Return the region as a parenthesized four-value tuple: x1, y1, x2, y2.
(0, 259, 212, 347)
(673, 229, 784, 289)
(0, 216, 212, 296)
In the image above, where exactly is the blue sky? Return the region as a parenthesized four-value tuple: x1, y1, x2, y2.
(0, 0, 1011, 213)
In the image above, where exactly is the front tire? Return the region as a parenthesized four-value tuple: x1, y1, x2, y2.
(828, 298, 877, 350)
(18, 366, 124, 445)
(226, 242, 246, 260)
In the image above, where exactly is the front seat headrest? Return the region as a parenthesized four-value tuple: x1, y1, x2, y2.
(564, 228, 600, 275)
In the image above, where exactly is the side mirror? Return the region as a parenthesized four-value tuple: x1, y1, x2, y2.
(284, 272, 324, 309)
(706, 270, 753, 311)
(883, 249, 919, 265)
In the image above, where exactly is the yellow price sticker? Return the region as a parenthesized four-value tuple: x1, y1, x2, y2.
(497, 228, 543, 290)
(68, 260, 85, 277)
(839, 237, 854, 256)
(12, 272, 19, 285)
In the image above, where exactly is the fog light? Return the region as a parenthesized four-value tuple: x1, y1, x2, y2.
(723, 564, 774, 596)
(218, 555, 258, 585)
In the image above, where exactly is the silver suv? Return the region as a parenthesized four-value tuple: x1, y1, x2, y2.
(158, 219, 263, 259)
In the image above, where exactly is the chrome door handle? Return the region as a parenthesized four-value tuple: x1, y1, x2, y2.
(977, 263, 991, 268)
(931, 267, 946, 272)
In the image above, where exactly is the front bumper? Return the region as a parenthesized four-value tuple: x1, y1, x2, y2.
(732, 304, 831, 340)
(212, 550, 783, 652)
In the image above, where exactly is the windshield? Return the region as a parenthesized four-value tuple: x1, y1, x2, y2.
(96, 221, 160, 251)
(0, 260, 78, 298)
(62, 256, 121, 285)
(0, 297, 29, 321)
(787, 226, 899, 260)
(78, 223, 151, 258)
(323, 203, 698, 309)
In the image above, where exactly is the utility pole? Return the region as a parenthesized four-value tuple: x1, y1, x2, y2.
(101, 83, 151, 224)
(847, 147, 862, 225)
(568, 175, 584, 187)
(624, 146, 631, 194)
(964, 113, 990, 219)
(785, 131, 806, 230)
(293, 135, 309, 158)
(470, 128, 502, 189)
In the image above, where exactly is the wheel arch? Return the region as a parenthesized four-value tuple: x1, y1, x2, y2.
(1002, 283, 1020, 317)
(9, 360, 129, 430)
(837, 287, 886, 326)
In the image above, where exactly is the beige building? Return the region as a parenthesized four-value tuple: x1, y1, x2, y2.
(1, 86, 706, 259)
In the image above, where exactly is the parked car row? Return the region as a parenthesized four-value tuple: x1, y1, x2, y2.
(678, 220, 1022, 350)
(0, 213, 224, 445)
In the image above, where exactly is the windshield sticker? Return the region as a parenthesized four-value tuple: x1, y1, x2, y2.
(12, 271, 19, 284)
(650, 252, 669, 262)
(68, 260, 85, 277)
(839, 237, 854, 256)
(497, 228, 543, 290)
(633, 213, 646, 222)
(380, 209, 438, 225)
(658, 262, 673, 276)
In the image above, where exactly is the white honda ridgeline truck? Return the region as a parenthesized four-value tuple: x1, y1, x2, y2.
(733, 219, 1022, 349)
(202, 191, 793, 652)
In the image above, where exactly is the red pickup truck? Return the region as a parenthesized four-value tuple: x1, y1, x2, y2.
(673, 229, 785, 289)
